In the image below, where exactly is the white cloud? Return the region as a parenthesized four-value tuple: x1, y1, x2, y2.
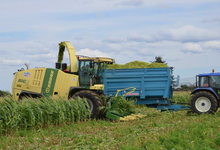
(18, 41, 52, 55)
(103, 37, 126, 43)
(156, 4, 173, 9)
(203, 41, 220, 50)
(182, 43, 203, 53)
(115, 0, 144, 6)
(25, 53, 57, 61)
(153, 25, 219, 42)
(0, 58, 23, 66)
(1, 0, 219, 17)
(126, 33, 154, 43)
(202, 17, 220, 23)
(104, 26, 219, 44)
(138, 49, 156, 56)
(76, 48, 110, 58)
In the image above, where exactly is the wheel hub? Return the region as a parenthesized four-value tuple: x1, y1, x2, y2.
(86, 98, 94, 112)
(195, 97, 211, 112)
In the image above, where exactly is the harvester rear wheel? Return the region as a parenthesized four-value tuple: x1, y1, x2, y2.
(190, 91, 218, 114)
(72, 90, 102, 119)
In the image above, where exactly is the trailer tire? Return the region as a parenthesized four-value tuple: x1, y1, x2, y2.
(190, 91, 218, 114)
(72, 90, 101, 119)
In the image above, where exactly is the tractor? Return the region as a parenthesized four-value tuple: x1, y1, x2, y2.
(190, 69, 220, 114)
(12, 41, 114, 118)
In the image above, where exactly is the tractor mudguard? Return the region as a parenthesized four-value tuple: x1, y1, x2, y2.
(191, 87, 219, 100)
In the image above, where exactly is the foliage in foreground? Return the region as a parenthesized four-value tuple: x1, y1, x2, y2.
(1, 104, 220, 149)
(0, 96, 90, 134)
(99, 96, 136, 118)
(2, 92, 220, 149)
(108, 96, 136, 116)
(0, 90, 12, 97)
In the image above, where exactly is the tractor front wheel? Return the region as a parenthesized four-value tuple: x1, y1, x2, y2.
(72, 90, 101, 119)
(190, 91, 218, 114)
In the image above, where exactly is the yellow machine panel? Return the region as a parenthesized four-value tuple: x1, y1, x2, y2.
(12, 68, 46, 100)
(53, 70, 79, 99)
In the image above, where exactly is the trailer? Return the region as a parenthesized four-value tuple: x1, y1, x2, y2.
(104, 67, 189, 111)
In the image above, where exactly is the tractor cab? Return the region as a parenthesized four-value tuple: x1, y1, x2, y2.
(77, 56, 114, 87)
(196, 72, 220, 94)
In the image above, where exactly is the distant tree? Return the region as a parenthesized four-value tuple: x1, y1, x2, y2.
(151, 56, 167, 65)
(180, 84, 195, 91)
(180, 85, 189, 91)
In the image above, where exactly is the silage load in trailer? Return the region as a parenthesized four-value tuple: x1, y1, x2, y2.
(107, 61, 168, 69)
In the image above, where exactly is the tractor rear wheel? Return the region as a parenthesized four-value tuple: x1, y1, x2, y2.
(190, 91, 218, 114)
(72, 90, 102, 119)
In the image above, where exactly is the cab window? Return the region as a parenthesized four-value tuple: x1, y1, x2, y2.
(200, 76, 209, 87)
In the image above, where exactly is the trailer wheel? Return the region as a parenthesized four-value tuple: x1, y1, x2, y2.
(72, 90, 101, 119)
(190, 91, 218, 114)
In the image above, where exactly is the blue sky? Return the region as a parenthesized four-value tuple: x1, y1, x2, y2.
(0, 0, 220, 92)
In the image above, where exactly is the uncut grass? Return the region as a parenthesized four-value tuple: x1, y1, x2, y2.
(1, 107, 220, 149)
(0, 96, 90, 134)
(1, 92, 220, 149)
(171, 91, 191, 104)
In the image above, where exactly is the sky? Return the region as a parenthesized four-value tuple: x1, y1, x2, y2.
(1, 0, 220, 92)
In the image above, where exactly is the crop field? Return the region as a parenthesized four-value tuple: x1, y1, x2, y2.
(1, 92, 220, 149)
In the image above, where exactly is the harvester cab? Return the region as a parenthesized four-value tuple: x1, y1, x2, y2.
(76, 56, 114, 88)
(12, 41, 115, 119)
(56, 41, 114, 89)
(190, 69, 220, 114)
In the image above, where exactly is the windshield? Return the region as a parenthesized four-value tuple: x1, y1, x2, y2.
(78, 60, 108, 86)
(93, 62, 107, 84)
(99, 62, 107, 76)
(209, 76, 220, 88)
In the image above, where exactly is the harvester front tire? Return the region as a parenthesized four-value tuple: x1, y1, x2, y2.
(72, 90, 101, 119)
(190, 91, 218, 114)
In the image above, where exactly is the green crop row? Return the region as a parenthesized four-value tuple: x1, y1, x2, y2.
(0, 90, 11, 97)
(0, 96, 91, 134)
(0, 95, 137, 134)
(1, 92, 220, 149)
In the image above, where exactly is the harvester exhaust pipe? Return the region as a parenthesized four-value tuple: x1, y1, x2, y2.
(62, 63, 67, 70)
(25, 63, 29, 70)
(56, 62, 61, 69)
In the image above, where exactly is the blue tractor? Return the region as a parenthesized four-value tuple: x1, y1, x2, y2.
(190, 70, 220, 114)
